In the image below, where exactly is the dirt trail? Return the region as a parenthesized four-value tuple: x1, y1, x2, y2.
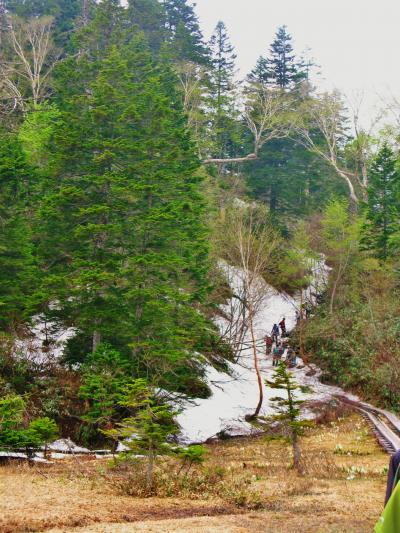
(45, 512, 381, 533)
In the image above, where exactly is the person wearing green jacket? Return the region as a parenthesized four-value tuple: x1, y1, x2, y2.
(375, 451, 400, 532)
(375, 481, 400, 532)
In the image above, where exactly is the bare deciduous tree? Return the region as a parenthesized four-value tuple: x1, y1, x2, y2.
(176, 61, 210, 158)
(293, 91, 359, 204)
(203, 87, 293, 165)
(294, 90, 378, 205)
(218, 204, 280, 418)
(0, 15, 59, 113)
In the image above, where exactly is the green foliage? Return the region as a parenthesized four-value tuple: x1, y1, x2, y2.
(362, 143, 400, 260)
(321, 198, 363, 313)
(176, 444, 207, 474)
(80, 344, 132, 428)
(104, 378, 180, 490)
(5, 0, 84, 48)
(126, 0, 166, 53)
(0, 394, 58, 452)
(106, 379, 179, 452)
(264, 362, 311, 472)
(0, 131, 37, 329)
(18, 104, 62, 169)
(303, 200, 400, 410)
(266, 362, 311, 437)
(0, 394, 25, 432)
(4, 0, 400, 451)
(303, 263, 400, 410)
(244, 137, 345, 218)
(36, 32, 212, 397)
(163, 0, 209, 64)
(27, 416, 59, 446)
(244, 27, 345, 218)
(208, 21, 239, 159)
(280, 221, 315, 291)
(266, 25, 307, 89)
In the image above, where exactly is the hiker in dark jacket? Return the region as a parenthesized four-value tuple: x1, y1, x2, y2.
(279, 318, 286, 336)
(385, 450, 400, 505)
(271, 324, 279, 343)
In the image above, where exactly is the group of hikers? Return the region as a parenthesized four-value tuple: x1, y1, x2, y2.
(264, 317, 298, 369)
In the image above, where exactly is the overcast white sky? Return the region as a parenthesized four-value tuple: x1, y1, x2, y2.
(193, 0, 400, 124)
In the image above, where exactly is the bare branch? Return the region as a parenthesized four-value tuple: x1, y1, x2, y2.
(203, 86, 292, 166)
(203, 153, 257, 165)
(293, 91, 360, 204)
(0, 14, 59, 113)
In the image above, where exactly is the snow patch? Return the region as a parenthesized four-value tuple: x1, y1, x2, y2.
(14, 315, 75, 365)
(177, 262, 356, 444)
(48, 438, 90, 454)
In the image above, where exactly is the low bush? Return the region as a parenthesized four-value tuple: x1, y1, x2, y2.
(105, 456, 264, 509)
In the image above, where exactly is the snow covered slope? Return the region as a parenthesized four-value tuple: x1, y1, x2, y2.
(177, 263, 356, 444)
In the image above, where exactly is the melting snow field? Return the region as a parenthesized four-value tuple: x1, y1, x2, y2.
(177, 263, 358, 444)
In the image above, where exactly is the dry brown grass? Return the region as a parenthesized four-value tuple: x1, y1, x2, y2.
(0, 413, 389, 533)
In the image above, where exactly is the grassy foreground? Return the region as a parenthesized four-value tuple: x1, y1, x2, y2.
(0, 413, 388, 533)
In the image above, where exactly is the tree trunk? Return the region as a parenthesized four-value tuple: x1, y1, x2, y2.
(146, 449, 155, 492)
(82, 0, 90, 25)
(269, 182, 277, 213)
(203, 153, 257, 165)
(329, 275, 340, 315)
(334, 167, 359, 207)
(92, 330, 101, 353)
(299, 292, 304, 361)
(250, 314, 263, 419)
(292, 431, 304, 475)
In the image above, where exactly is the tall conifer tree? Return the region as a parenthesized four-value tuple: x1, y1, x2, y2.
(37, 14, 211, 393)
(243, 26, 335, 217)
(208, 20, 238, 159)
(162, 0, 208, 64)
(247, 55, 270, 87)
(362, 143, 400, 260)
(266, 25, 306, 89)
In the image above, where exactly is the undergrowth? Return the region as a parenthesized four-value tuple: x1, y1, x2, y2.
(105, 456, 264, 509)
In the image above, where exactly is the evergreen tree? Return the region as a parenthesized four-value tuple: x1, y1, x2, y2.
(162, 0, 208, 64)
(266, 25, 306, 89)
(37, 29, 212, 395)
(362, 143, 400, 260)
(247, 55, 270, 87)
(127, 0, 166, 52)
(104, 378, 180, 491)
(74, 0, 125, 56)
(208, 20, 239, 159)
(0, 132, 36, 330)
(209, 21, 236, 102)
(265, 362, 311, 474)
(0, 394, 58, 455)
(244, 136, 344, 217)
